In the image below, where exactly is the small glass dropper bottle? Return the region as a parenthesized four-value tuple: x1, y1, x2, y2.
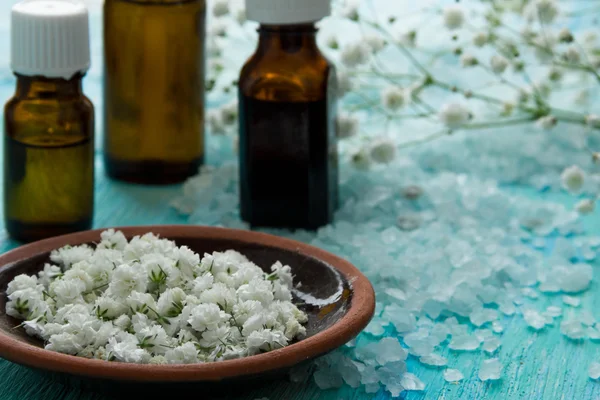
(4, 0, 95, 242)
(239, 0, 338, 230)
(103, 0, 206, 184)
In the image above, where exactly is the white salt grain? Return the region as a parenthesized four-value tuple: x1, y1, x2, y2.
(589, 362, 600, 380)
(479, 358, 502, 381)
(483, 337, 502, 353)
(544, 306, 563, 318)
(521, 287, 539, 299)
(523, 308, 547, 330)
(560, 319, 586, 340)
(587, 326, 600, 341)
(400, 373, 425, 391)
(419, 353, 448, 367)
(449, 335, 480, 351)
(563, 295, 581, 307)
(443, 368, 464, 382)
(492, 321, 504, 333)
(470, 308, 499, 327)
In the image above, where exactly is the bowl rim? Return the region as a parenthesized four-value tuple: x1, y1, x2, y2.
(0, 225, 375, 382)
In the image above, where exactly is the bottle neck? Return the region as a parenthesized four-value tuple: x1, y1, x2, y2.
(14, 73, 84, 99)
(256, 24, 319, 55)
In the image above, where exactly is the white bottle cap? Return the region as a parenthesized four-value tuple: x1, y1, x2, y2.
(11, 0, 91, 80)
(246, 0, 331, 25)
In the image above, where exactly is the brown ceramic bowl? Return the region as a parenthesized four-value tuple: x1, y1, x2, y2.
(0, 225, 375, 385)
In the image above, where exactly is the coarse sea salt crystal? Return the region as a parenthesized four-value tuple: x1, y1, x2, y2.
(523, 308, 547, 330)
(449, 335, 480, 351)
(483, 337, 502, 354)
(401, 373, 425, 391)
(590, 362, 600, 380)
(419, 353, 448, 367)
(544, 306, 562, 318)
(563, 295, 581, 307)
(470, 308, 498, 327)
(560, 319, 586, 340)
(364, 319, 387, 337)
(479, 358, 502, 381)
(579, 310, 596, 326)
(443, 368, 464, 382)
(492, 321, 504, 333)
(587, 326, 600, 341)
(521, 287, 539, 299)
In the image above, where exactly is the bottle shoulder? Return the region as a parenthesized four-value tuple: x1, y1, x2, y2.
(239, 49, 336, 102)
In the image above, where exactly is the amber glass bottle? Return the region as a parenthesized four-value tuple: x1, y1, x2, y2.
(5, 1, 94, 242)
(103, 0, 206, 184)
(239, 1, 338, 230)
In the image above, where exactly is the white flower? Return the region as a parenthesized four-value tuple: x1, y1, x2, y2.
(136, 325, 172, 354)
(338, 1, 359, 20)
(126, 291, 157, 314)
(439, 103, 471, 128)
(586, 114, 600, 129)
(165, 342, 199, 364)
(132, 312, 153, 333)
(246, 329, 288, 354)
(561, 165, 585, 194)
(172, 246, 200, 278)
(237, 279, 274, 305)
(558, 28, 573, 43)
(365, 35, 385, 52)
(369, 137, 396, 164)
(337, 73, 353, 97)
(93, 321, 120, 348)
(525, 0, 559, 24)
(211, 22, 227, 37)
(50, 245, 93, 270)
(190, 273, 215, 296)
(232, 263, 264, 288)
(114, 314, 131, 330)
(233, 300, 263, 326)
(108, 264, 148, 298)
(51, 280, 84, 306)
(473, 32, 488, 47)
(46, 332, 83, 355)
(270, 262, 293, 287)
(575, 199, 595, 215)
(107, 333, 151, 363)
(212, 0, 229, 17)
(38, 263, 62, 287)
(382, 87, 405, 111)
(63, 268, 93, 292)
(284, 318, 307, 341)
(235, 8, 246, 25)
(399, 30, 417, 47)
(7, 274, 40, 296)
(350, 147, 372, 170)
(98, 229, 128, 250)
(157, 288, 187, 317)
(340, 42, 370, 67)
(564, 47, 580, 64)
(199, 326, 230, 348)
(95, 296, 128, 319)
(460, 54, 478, 67)
(188, 303, 230, 332)
(199, 282, 236, 310)
(443, 5, 464, 30)
(536, 115, 557, 130)
(273, 282, 292, 302)
(326, 35, 339, 49)
(490, 55, 509, 74)
(220, 101, 238, 127)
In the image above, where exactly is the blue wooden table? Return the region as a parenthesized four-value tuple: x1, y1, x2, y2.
(1, 1, 600, 399)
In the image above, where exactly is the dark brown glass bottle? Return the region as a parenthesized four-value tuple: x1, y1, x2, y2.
(103, 0, 206, 184)
(238, 22, 338, 230)
(5, 1, 95, 242)
(4, 74, 95, 242)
